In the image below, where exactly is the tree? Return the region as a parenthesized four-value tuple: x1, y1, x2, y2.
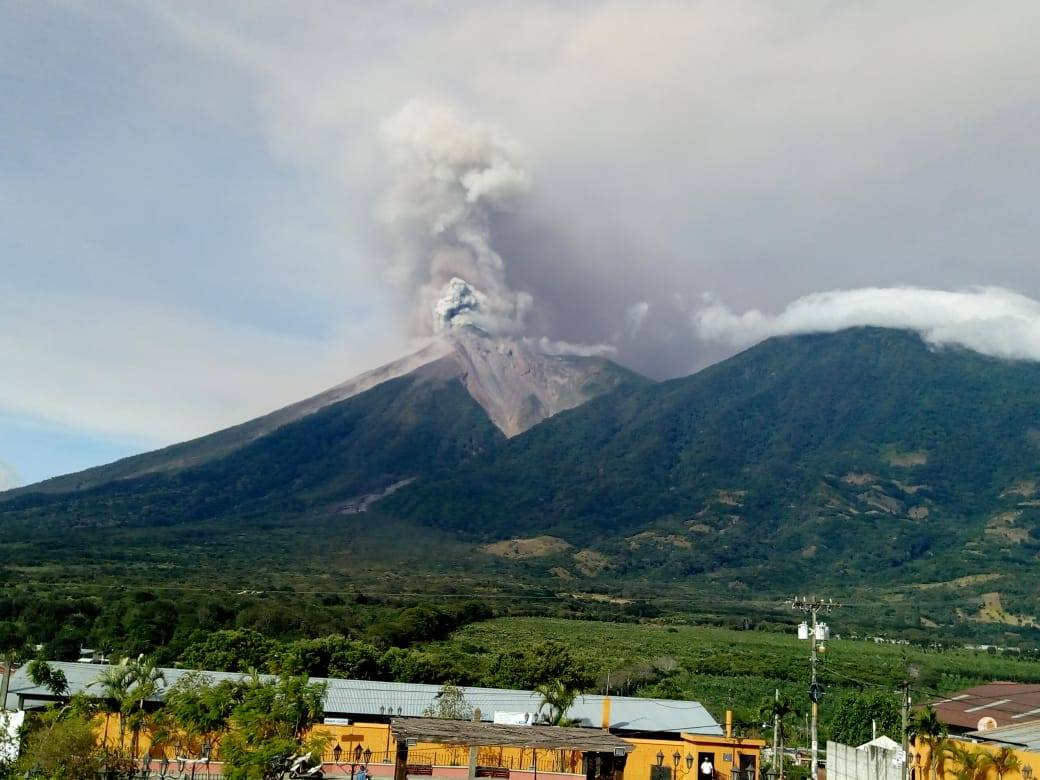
(827, 691, 900, 746)
(759, 694, 795, 778)
(482, 641, 595, 691)
(535, 679, 578, 726)
(988, 747, 1021, 780)
(89, 654, 166, 753)
(181, 629, 277, 673)
(125, 655, 167, 757)
(15, 710, 107, 779)
(950, 745, 991, 780)
(90, 657, 136, 749)
(910, 706, 948, 780)
(424, 684, 473, 720)
(27, 658, 69, 697)
(930, 739, 956, 780)
(218, 674, 329, 780)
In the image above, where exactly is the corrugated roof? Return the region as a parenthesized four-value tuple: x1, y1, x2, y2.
(966, 719, 1040, 749)
(391, 718, 634, 751)
(6, 662, 721, 736)
(928, 683, 1040, 732)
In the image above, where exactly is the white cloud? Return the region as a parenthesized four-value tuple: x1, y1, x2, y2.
(695, 287, 1040, 361)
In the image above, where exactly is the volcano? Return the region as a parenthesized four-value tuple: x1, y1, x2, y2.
(4, 327, 645, 501)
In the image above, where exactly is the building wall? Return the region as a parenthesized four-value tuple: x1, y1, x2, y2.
(912, 738, 1038, 780)
(99, 715, 762, 780)
(826, 742, 901, 780)
(624, 735, 765, 780)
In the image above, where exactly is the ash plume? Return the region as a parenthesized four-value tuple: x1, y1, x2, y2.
(380, 101, 533, 337)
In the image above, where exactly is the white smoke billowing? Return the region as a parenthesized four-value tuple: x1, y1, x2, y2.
(0, 459, 20, 492)
(695, 286, 1040, 361)
(380, 101, 533, 336)
(527, 337, 617, 358)
(625, 302, 650, 338)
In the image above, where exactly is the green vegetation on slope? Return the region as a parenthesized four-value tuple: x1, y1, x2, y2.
(385, 328, 1040, 595)
(0, 371, 504, 530)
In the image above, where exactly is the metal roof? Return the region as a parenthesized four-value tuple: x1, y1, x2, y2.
(928, 683, 1040, 732)
(965, 719, 1040, 749)
(6, 661, 721, 736)
(391, 718, 634, 751)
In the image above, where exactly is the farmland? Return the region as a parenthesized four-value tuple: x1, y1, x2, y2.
(434, 617, 1040, 738)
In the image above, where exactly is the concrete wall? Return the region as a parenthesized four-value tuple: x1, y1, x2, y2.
(826, 742, 901, 780)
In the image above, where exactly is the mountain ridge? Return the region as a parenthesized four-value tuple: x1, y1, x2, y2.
(5, 326, 1040, 618)
(4, 328, 642, 499)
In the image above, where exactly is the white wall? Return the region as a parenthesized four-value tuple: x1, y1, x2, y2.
(826, 742, 901, 780)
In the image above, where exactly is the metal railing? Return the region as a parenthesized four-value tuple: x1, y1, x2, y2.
(319, 748, 584, 774)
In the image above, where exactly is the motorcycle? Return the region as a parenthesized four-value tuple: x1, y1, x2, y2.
(267, 751, 325, 779)
(288, 752, 325, 779)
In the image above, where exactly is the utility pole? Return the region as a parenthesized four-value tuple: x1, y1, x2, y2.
(900, 682, 910, 780)
(792, 597, 838, 780)
(772, 689, 782, 780)
(900, 664, 918, 780)
(0, 651, 15, 711)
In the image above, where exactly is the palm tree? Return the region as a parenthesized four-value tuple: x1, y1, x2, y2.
(988, 747, 1021, 780)
(536, 680, 580, 772)
(90, 655, 166, 754)
(91, 658, 136, 749)
(126, 655, 166, 757)
(951, 745, 991, 780)
(535, 680, 578, 726)
(930, 738, 955, 780)
(759, 694, 794, 779)
(910, 707, 948, 780)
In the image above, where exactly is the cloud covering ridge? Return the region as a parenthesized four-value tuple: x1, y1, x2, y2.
(695, 287, 1040, 361)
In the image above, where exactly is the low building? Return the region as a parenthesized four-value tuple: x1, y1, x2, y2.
(6, 661, 762, 780)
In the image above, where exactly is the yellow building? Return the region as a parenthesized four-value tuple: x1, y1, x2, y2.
(14, 661, 763, 780)
(912, 722, 1040, 780)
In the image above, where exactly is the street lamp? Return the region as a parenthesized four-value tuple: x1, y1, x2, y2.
(1022, 767, 1033, 780)
(686, 754, 695, 771)
(334, 744, 343, 763)
(350, 744, 364, 780)
(674, 752, 682, 770)
(364, 747, 373, 765)
(657, 752, 666, 767)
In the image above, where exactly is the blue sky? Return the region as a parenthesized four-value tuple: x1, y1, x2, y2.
(3, 1, 1040, 487)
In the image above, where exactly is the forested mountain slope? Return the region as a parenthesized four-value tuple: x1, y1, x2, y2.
(382, 328, 1040, 589)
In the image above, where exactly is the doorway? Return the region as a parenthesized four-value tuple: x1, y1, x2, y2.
(698, 753, 716, 780)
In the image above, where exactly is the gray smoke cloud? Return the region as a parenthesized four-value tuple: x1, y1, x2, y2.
(380, 101, 533, 337)
(376, 100, 670, 366)
(696, 286, 1040, 362)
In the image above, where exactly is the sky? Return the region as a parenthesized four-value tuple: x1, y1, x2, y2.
(3, 1, 1040, 487)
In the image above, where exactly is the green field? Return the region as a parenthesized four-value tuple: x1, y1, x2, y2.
(433, 617, 1040, 739)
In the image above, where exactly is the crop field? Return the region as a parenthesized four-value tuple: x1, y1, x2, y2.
(436, 617, 1040, 735)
